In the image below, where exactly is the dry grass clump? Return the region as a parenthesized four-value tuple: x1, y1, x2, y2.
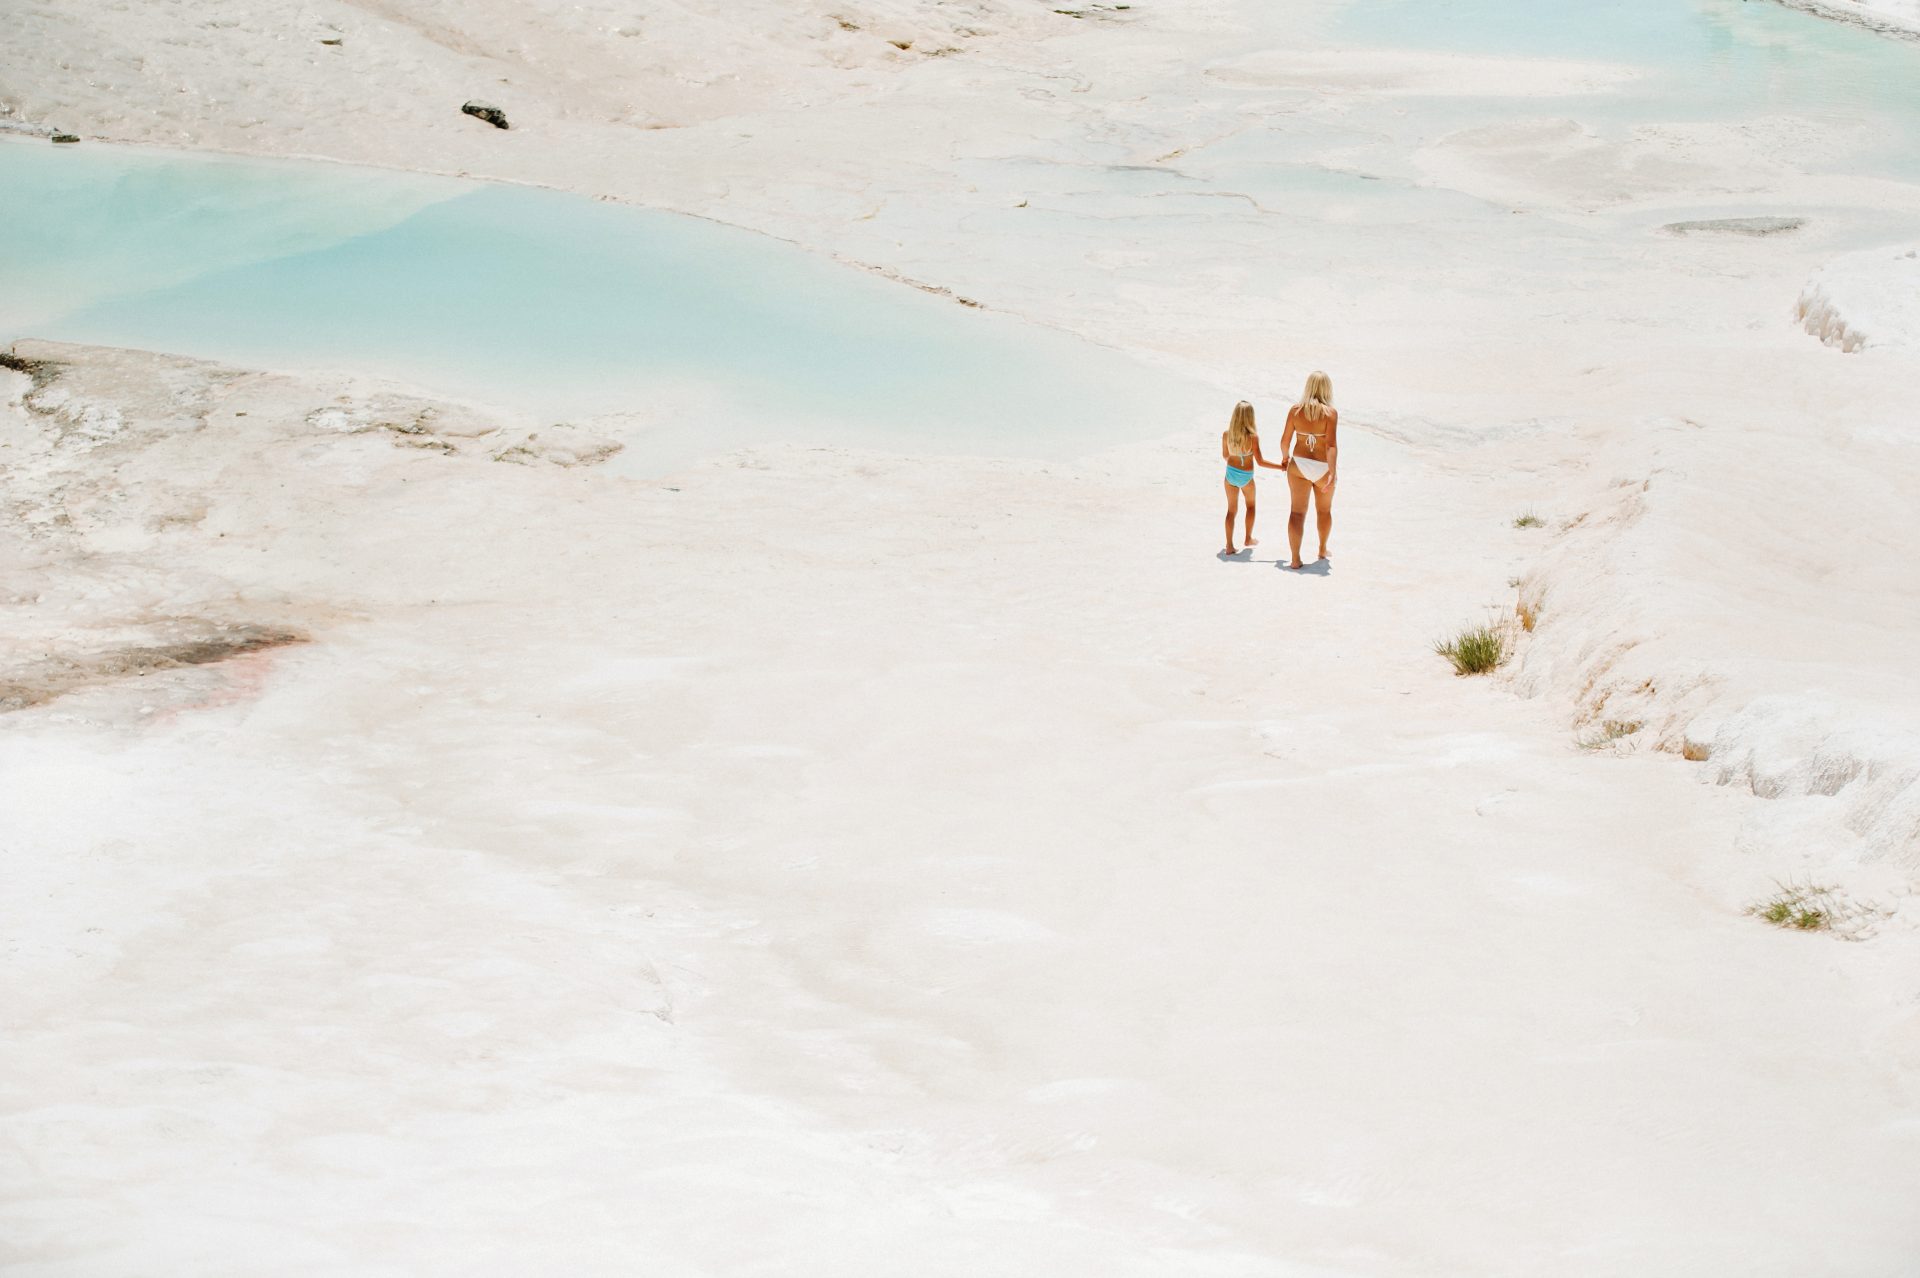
(1745, 879, 1883, 939)
(1514, 582, 1545, 633)
(1512, 512, 1546, 529)
(1435, 623, 1507, 676)
(1748, 880, 1845, 932)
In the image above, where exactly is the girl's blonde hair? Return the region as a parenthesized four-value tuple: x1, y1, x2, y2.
(1226, 400, 1257, 455)
(1295, 371, 1334, 422)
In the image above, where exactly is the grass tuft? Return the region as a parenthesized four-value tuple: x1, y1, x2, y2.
(1744, 879, 1884, 938)
(1435, 624, 1507, 676)
(1512, 512, 1546, 529)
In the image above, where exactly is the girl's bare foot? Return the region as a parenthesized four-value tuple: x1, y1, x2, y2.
(1246, 538, 1259, 548)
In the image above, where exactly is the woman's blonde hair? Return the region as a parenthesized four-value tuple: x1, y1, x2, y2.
(1295, 371, 1334, 422)
(1226, 400, 1257, 455)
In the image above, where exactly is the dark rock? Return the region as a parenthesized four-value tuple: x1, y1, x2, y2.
(0, 350, 62, 389)
(51, 133, 81, 144)
(462, 101, 510, 130)
(320, 37, 343, 45)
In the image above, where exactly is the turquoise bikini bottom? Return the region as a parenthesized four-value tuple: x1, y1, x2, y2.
(1225, 464, 1254, 488)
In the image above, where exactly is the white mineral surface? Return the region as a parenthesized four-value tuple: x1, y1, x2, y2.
(4, 1, 1920, 1273)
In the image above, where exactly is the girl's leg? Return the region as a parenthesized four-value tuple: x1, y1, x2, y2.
(1243, 479, 1258, 547)
(1223, 481, 1241, 554)
(1285, 468, 1311, 568)
(1314, 480, 1334, 560)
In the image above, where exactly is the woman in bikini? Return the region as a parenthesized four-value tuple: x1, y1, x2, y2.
(1278, 371, 1338, 570)
(1220, 400, 1287, 556)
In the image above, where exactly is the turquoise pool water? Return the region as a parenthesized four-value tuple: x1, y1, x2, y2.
(1332, 0, 1920, 175)
(0, 142, 1211, 459)
(7, 0, 1920, 463)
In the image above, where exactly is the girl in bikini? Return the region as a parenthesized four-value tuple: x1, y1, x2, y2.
(1220, 400, 1286, 556)
(1279, 371, 1338, 570)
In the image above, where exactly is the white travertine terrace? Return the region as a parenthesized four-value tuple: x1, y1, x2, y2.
(4, 0, 1920, 1271)
(1798, 244, 1920, 352)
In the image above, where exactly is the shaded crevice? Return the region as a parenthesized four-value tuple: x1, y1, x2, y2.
(0, 623, 308, 712)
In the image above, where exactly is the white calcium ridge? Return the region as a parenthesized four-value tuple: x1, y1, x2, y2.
(1798, 244, 1920, 352)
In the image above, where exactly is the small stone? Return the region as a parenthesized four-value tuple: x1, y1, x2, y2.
(461, 101, 510, 130)
(320, 37, 343, 45)
(51, 133, 81, 144)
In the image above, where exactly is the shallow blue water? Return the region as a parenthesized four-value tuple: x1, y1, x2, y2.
(1341, 0, 1775, 64)
(0, 142, 1210, 458)
(1334, 0, 1920, 174)
(8, 0, 1920, 459)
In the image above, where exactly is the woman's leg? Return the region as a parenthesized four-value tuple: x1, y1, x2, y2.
(1314, 479, 1334, 560)
(1223, 481, 1241, 554)
(1285, 468, 1311, 568)
(1243, 479, 1258, 547)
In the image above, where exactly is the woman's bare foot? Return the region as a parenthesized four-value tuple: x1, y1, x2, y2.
(1285, 559, 1304, 570)
(1223, 545, 1238, 556)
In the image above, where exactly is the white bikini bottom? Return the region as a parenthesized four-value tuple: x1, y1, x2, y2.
(1292, 455, 1330, 483)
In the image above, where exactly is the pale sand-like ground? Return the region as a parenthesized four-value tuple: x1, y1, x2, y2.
(4, 0, 1920, 1272)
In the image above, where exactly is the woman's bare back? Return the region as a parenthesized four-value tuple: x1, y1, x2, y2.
(1287, 405, 1336, 463)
